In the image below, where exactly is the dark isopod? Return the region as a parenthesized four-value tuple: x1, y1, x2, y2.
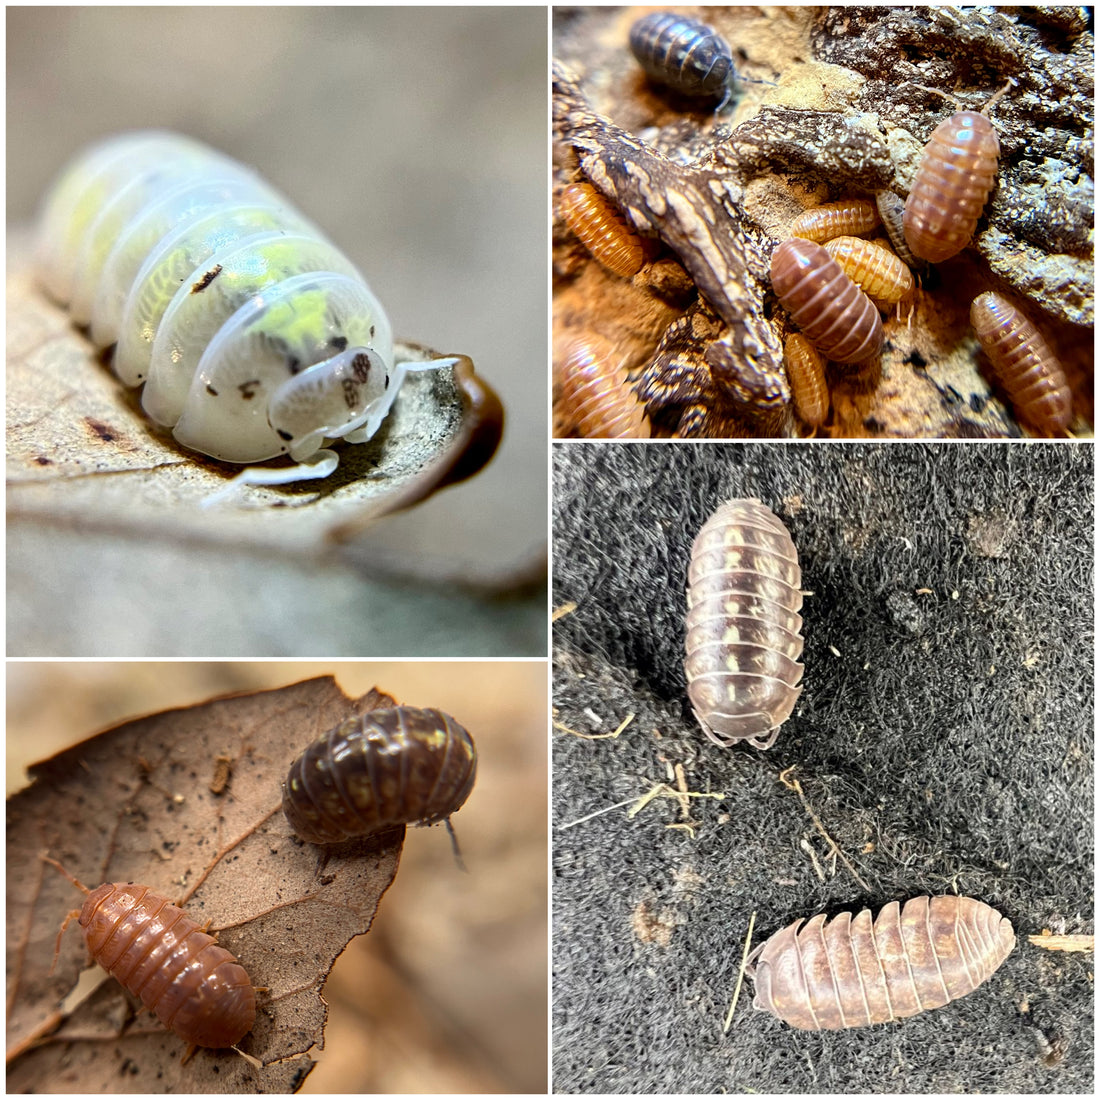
(684, 498, 804, 750)
(629, 12, 734, 98)
(282, 706, 477, 845)
(749, 895, 1015, 1030)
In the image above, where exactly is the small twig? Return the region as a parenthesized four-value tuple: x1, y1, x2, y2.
(557, 797, 639, 830)
(552, 713, 635, 740)
(673, 762, 692, 821)
(1027, 933, 1094, 952)
(779, 767, 869, 891)
(723, 911, 757, 1033)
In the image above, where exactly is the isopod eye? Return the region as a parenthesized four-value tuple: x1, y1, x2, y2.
(268, 345, 388, 460)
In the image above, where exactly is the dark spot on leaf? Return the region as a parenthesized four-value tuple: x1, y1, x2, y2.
(190, 264, 222, 294)
(84, 417, 118, 443)
(34, 455, 52, 466)
(906, 349, 928, 369)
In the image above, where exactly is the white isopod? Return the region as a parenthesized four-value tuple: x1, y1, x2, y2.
(36, 130, 459, 496)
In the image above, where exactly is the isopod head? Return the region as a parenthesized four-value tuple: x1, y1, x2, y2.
(282, 706, 478, 845)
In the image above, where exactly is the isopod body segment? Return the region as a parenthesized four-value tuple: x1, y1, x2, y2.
(903, 111, 1000, 263)
(970, 291, 1072, 435)
(788, 199, 880, 244)
(684, 499, 804, 750)
(35, 130, 460, 488)
(282, 706, 477, 845)
(749, 895, 1015, 1030)
(629, 12, 734, 98)
(557, 335, 651, 438)
(559, 182, 650, 278)
(78, 882, 255, 1048)
(784, 334, 828, 429)
(823, 236, 914, 305)
(770, 238, 883, 363)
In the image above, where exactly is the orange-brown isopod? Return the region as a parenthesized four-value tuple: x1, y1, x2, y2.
(903, 111, 1000, 263)
(559, 182, 649, 278)
(770, 238, 883, 363)
(784, 334, 828, 429)
(788, 199, 880, 243)
(749, 895, 1015, 1030)
(72, 881, 256, 1048)
(557, 336, 651, 438)
(823, 236, 914, 305)
(970, 291, 1072, 436)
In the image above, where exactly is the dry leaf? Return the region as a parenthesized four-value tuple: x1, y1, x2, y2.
(6, 253, 503, 550)
(6, 677, 408, 1093)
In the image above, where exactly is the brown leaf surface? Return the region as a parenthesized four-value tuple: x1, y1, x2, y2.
(6, 247, 503, 550)
(6, 677, 405, 1093)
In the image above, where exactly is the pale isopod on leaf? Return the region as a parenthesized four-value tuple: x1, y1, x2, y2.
(36, 130, 464, 495)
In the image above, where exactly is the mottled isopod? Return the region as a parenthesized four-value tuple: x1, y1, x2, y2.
(749, 895, 1015, 1030)
(970, 291, 1073, 436)
(788, 199, 880, 244)
(557, 335, 651, 438)
(629, 12, 734, 99)
(52, 870, 255, 1049)
(874, 190, 922, 270)
(823, 236, 914, 305)
(559, 182, 650, 278)
(770, 238, 883, 363)
(282, 706, 477, 845)
(903, 111, 1000, 263)
(684, 498, 804, 750)
(784, 334, 828, 429)
(36, 130, 461, 492)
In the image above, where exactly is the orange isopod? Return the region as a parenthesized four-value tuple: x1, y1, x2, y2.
(48, 864, 256, 1050)
(770, 238, 883, 363)
(970, 291, 1072, 436)
(903, 111, 1000, 263)
(823, 236, 914, 305)
(559, 182, 649, 278)
(788, 199, 880, 243)
(557, 335, 651, 438)
(784, 334, 828, 429)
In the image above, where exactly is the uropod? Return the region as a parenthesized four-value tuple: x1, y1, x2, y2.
(35, 130, 461, 495)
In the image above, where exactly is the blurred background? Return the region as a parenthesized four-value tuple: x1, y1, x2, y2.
(7, 660, 548, 1093)
(7, 6, 547, 656)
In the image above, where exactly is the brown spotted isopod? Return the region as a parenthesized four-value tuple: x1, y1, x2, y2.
(282, 706, 477, 845)
(684, 499, 803, 750)
(823, 236, 914, 305)
(770, 238, 883, 363)
(784, 334, 828, 429)
(789, 199, 880, 244)
(874, 190, 922, 270)
(970, 291, 1072, 436)
(559, 182, 650, 278)
(48, 865, 256, 1049)
(749, 895, 1015, 1030)
(557, 335, 651, 438)
(629, 12, 734, 99)
(903, 111, 1000, 263)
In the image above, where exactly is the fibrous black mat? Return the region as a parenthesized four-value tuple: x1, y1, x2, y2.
(552, 442, 1093, 1094)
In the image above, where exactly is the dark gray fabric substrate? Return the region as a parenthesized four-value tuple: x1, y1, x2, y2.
(552, 442, 1093, 1094)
